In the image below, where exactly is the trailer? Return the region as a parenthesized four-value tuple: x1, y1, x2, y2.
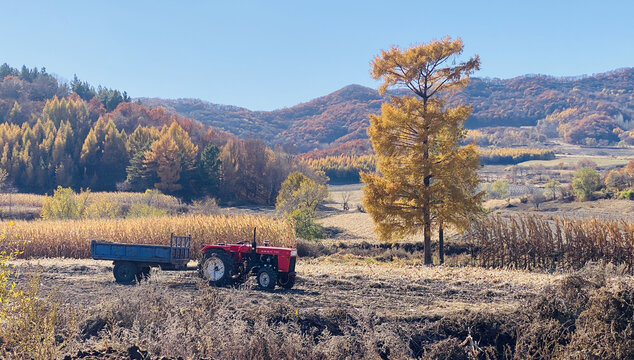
(90, 234, 191, 284)
(91, 230, 298, 289)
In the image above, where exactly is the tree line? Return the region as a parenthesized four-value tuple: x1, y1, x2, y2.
(0, 93, 312, 205)
(300, 148, 556, 184)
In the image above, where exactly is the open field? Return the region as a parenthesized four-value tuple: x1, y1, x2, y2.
(0, 191, 184, 220)
(6, 257, 558, 358)
(2, 177, 634, 358)
(516, 155, 630, 168)
(8, 256, 634, 359)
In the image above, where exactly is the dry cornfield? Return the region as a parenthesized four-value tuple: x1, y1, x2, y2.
(2, 214, 295, 259)
(468, 214, 634, 271)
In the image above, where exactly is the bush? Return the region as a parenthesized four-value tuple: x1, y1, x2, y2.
(41, 186, 80, 220)
(126, 203, 168, 218)
(296, 239, 333, 257)
(289, 208, 325, 240)
(0, 226, 71, 359)
(275, 172, 328, 215)
(83, 198, 120, 219)
(487, 180, 509, 199)
(605, 169, 631, 191)
(572, 167, 601, 201)
(619, 189, 634, 200)
(188, 197, 219, 215)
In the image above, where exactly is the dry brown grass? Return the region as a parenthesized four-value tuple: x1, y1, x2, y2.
(4, 214, 295, 259)
(0, 191, 183, 215)
(7, 258, 633, 359)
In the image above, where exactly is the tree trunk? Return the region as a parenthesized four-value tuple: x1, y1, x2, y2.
(422, 97, 432, 265)
(423, 209, 432, 265)
(439, 225, 444, 264)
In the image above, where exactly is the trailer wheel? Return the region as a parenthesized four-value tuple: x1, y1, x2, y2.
(200, 251, 234, 286)
(277, 272, 296, 289)
(257, 267, 277, 290)
(113, 261, 137, 284)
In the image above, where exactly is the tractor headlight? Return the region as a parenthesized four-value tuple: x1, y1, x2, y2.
(291, 249, 297, 257)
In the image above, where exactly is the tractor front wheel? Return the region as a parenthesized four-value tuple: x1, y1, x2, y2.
(256, 267, 277, 290)
(200, 251, 234, 286)
(277, 272, 296, 289)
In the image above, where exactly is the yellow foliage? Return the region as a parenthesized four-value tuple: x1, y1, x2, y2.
(363, 38, 482, 265)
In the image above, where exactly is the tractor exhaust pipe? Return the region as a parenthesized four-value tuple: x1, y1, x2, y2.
(252, 227, 257, 253)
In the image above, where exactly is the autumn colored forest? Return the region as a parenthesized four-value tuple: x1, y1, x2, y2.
(142, 67, 634, 154)
(0, 63, 321, 204)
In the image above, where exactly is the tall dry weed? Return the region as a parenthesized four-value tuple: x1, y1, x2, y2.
(467, 214, 634, 271)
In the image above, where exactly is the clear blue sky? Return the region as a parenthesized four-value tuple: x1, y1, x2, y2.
(2, 0, 633, 110)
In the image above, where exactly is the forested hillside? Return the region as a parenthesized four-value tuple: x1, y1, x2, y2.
(141, 68, 634, 152)
(139, 84, 384, 153)
(1, 62, 633, 200)
(0, 63, 315, 204)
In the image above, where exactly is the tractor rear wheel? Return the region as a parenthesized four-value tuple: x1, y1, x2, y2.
(200, 250, 234, 286)
(256, 267, 277, 290)
(277, 272, 296, 289)
(113, 261, 137, 284)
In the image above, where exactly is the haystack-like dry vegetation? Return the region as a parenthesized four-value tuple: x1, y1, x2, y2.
(468, 214, 634, 271)
(4, 214, 295, 258)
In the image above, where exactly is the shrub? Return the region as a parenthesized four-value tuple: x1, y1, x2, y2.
(188, 197, 219, 215)
(126, 203, 168, 218)
(41, 186, 80, 220)
(83, 198, 121, 219)
(296, 239, 333, 257)
(275, 172, 328, 215)
(605, 169, 631, 191)
(572, 167, 601, 201)
(620, 189, 634, 200)
(289, 208, 325, 240)
(0, 226, 71, 359)
(491, 180, 510, 199)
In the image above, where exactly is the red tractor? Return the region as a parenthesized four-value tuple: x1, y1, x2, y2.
(198, 230, 297, 290)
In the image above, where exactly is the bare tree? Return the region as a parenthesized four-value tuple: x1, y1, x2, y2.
(341, 192, 351, 211)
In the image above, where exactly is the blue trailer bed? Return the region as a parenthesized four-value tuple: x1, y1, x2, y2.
(90, 234, 191, 283)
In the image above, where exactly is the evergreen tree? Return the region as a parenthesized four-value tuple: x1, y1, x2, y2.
(70, 75, 96, 101)
(198, 144, 222, 196)
(7, 101, 22, 123)
(140, 123, 198, 196)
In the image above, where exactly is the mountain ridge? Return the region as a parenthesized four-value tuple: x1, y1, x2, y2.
(138, 67, 634, 153)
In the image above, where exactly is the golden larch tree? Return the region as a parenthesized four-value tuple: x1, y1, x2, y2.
(361, 37, 483, 265)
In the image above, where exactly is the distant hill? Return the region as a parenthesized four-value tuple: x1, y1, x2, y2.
(140, 68, 634, 153)
(138, 84, 385, 153)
